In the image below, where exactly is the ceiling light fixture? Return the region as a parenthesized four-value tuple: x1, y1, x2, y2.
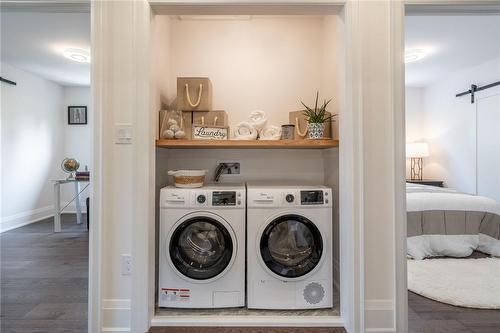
(405, 49, 427, 63)
(63, 48, 90, 63)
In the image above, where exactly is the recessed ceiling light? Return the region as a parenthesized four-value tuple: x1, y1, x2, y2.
(63, 48, 90, 63)
(405, 49, 427, 63)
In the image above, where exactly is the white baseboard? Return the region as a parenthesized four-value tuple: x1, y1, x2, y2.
(151, 315, 344, 327)
(102, 299, 131, 333)
(365, 299, 395, 333)
(0, 201, 87, 233)
(101, 328, 130, 333)
(0, 205, 53, 233)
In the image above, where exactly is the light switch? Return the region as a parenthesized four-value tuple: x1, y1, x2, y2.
(114, 124, 133, 144)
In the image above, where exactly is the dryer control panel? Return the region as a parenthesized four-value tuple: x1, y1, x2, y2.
(247, 186, 332, 208)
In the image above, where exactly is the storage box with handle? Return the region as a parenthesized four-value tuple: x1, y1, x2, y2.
(159, 110, 192, 140)
(289, 110, 332, 140)
(192, 110, 229, 140)
(177, 77, 213, 111)
(192, 110, 228, 127)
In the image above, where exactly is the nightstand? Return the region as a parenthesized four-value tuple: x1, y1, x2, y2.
(406, 180, 444, 187)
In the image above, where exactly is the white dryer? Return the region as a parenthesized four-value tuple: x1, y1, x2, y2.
(246, 183, 333, 310)
(158, 184, 245, 308)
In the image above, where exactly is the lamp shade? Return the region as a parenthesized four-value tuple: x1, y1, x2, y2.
(406, 142, 429, 158)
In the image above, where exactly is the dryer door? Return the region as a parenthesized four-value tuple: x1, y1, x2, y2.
(260, 214, 323, 279)
(169, 215, 234, 281)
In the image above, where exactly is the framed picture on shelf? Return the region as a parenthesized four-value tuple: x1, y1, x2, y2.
(68, 106, 87, 125)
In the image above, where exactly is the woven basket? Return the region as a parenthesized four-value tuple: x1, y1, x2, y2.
(168, 170, 207, 188)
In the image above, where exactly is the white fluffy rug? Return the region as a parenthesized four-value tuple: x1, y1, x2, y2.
(407, 258, 500, 309)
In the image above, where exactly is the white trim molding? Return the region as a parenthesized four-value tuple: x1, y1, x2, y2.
(151, 315, 344, 327)
(102, 299, 131, 333)
(0, 203, 87, 233)
(365, 300, 395, 333)
(0, 205, 53, 233)
(339, 1, 365, 332)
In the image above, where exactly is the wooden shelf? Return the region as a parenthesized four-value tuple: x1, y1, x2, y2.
(156, 139, 339, 149)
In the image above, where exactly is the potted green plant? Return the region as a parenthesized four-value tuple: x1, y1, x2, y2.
(301, 92, 335, 139)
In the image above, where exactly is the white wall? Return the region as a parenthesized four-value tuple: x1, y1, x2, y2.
(61, 86, 91, 205)
(421, 57, 500, 192)
(405, 87, 423, 143)
(1, 63, 91, 232)
(1, 63, 65, 231)
(405, 87, 424, 179)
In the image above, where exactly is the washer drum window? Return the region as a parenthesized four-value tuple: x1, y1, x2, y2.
(169, 217, 233, 280)
(260, 214, 323, 279)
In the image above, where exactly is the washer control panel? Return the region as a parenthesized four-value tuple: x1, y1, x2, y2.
(300, 190, 325, 205)
(212, 191, 237, 206)
(161, 187, 245, 208)
(196, 194, 206, 204)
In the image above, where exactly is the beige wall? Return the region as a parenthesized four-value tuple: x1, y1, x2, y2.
(155, 15, 340, 138)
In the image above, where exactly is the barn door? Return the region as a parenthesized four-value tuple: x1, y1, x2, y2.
(477, 87, 500, 202)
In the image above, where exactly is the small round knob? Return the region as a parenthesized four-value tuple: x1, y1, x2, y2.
(197, 195, 206, 204)
(285, 194, 295, 203)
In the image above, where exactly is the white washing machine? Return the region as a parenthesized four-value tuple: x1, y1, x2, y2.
(158, 184, 245, 308)
(246, 183, 333, 310)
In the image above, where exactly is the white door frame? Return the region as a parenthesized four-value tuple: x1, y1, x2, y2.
(89, 0, 406, 332)
(3, 2, 99, 332)
(397, 1, 500, 333)
(88, 0, 500, 332)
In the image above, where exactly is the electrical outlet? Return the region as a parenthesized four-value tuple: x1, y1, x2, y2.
(121, 254, 132, 276)
(216, 161, 241, 176)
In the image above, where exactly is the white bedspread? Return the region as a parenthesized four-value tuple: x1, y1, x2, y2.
(406, 183, 500, 259)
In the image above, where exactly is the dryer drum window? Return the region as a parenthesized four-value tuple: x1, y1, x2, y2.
(260, 214, 323, 278)
(170, 217, 233, 280)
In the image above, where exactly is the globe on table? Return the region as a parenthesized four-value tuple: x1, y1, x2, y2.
(61, 158, 80, 180)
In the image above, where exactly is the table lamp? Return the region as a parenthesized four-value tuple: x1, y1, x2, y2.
(406, 142, 429, 181)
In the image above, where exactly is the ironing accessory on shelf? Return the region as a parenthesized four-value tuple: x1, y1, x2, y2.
(185, 83, 203, 108)
(259, 125, 282, 141)
(233, 122, 258, 140)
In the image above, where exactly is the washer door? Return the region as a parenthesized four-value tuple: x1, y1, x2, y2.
(169, 215, 234, 280)
(260, 214, 323, 279)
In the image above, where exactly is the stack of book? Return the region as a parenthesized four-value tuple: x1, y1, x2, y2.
(76, 171, 90, 181)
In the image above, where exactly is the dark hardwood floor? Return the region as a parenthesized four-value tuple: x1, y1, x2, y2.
(3, 217, 499, 333)
(1, 215, 88, 333)
(149, 328, 346, 333)
(408, 291, 500, 333)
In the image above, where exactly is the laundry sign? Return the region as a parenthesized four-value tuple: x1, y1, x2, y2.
(192, 125, 229, 140)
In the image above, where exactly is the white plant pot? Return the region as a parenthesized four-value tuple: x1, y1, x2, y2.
(307, 123, 325, 139)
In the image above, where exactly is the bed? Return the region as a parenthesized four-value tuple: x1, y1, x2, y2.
(406, 183, 500, 259)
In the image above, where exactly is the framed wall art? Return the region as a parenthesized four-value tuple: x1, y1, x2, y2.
(68, 106, 88, 125)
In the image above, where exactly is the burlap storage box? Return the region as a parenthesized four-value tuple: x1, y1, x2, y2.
(159, 110, 192, 140)
(289, 110, 332, 140)
(192, 110, 228, 127)
(177, 77, 213, 111)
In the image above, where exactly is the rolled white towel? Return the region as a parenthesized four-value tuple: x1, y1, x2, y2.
(259, 125, 282, 140)
(248, 110, 268, 132)
(233, 122, 258, 140)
